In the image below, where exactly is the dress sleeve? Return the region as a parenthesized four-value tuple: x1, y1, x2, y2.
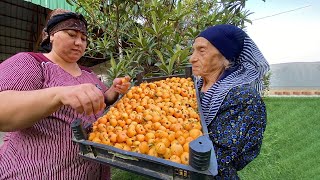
(0, 52, 43, 92)
(208, 84, 267, 177)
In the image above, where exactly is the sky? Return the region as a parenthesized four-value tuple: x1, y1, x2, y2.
(245, 0, 320, 65)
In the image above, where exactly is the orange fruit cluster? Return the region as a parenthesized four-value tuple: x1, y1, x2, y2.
(88, 77, 203, 165)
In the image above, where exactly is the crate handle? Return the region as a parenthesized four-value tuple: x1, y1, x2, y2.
(71, 119, 92, 155)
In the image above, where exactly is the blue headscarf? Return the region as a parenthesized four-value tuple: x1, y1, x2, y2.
(196, 24, 270, 126)
(198, 24, 246, 63)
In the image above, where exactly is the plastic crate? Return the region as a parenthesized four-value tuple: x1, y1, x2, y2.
(71, 65, 218, 179)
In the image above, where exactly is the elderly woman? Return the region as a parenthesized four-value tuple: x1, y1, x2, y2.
(0, 9, 130, 179)
(189, 24, 269, 179)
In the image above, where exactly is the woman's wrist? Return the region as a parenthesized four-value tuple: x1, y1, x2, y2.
(105, 85, 120, 105)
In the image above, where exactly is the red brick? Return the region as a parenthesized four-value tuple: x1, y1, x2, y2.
(283, 91, 291, 95)
(301, 91, 312, 95)
(292, 92, 301, 95)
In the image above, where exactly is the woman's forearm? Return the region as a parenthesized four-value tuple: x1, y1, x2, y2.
(0, 88, 63, 131)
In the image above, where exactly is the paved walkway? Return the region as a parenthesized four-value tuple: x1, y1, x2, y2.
(0, 132, 4, 146)
(267, 95, 320, 98)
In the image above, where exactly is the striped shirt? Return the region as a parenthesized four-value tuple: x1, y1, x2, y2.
(0, 52, 110, 180)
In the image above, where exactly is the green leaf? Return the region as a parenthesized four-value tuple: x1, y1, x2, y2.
(168, 52, 179, 74)
(66, 0, 73, 6)
(154, 49, 165, 64)
(144, 27, 156, 35)
(151, 11, 159, 34)
(110, 55, 116, 68)
(128, 39, 142, 47)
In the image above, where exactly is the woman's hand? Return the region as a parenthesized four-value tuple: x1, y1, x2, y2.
(57, 83, 106, 115)
(111, 76, 131, 94)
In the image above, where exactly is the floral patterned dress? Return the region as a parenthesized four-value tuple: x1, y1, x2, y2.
(200, 84, 267, 179)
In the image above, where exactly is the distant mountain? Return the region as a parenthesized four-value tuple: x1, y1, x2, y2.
(269, 62, 320, 89)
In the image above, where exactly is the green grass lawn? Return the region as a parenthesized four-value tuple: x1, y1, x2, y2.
(239, 97, 320, 180)
(111, 97, 320, 180)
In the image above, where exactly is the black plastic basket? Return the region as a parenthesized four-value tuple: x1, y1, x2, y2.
(71, 65, 218, 179)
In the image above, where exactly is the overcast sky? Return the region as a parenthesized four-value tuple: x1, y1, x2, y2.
(245, 0, 320, 65)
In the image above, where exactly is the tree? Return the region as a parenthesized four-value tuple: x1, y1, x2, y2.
(67, 0, 260, 86)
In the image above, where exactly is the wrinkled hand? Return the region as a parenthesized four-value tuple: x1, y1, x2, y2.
(112, 76, 131, 94)
(57, 83, 106, 115)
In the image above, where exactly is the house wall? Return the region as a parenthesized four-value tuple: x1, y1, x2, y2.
(0, 0, 51, 62)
